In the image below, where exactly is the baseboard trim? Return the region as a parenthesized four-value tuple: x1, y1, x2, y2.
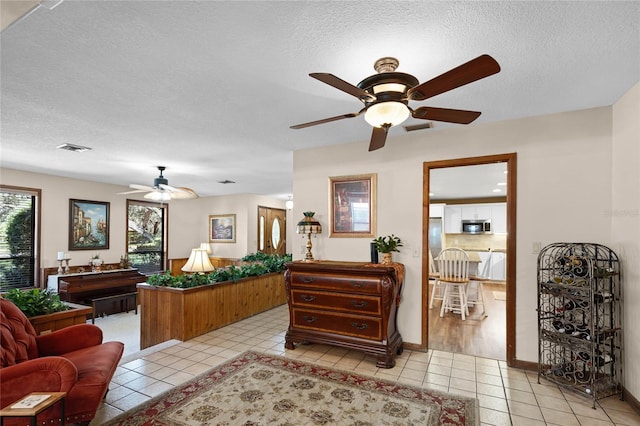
(622, 386, 640, 415)
(510, 359, 537, 371)
(403, 342, 422, 352)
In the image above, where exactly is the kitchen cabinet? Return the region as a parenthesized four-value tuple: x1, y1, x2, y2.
(490, 251, 506, 281)
(429, 203, 445, 218)
(444, 206, 462, 233)
(537, 243, 621, 408)
(491, 203, 507, 234)
(476, 251, 491, 278)
(461, 205, 492, 221)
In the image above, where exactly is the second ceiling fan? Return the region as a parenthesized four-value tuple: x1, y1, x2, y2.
(291, 54, 501, 151)
(118, 166, 199, 201)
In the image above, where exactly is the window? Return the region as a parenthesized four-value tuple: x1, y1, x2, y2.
(0, 186, 40, 290)
(127, 200, 167, 275)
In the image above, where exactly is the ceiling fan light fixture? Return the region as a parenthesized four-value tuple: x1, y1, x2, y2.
(372, 83, 406, 94)
(364, 101, 410, 128)
(145, 191, 171, 202)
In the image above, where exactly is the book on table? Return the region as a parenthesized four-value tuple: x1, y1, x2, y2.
(11, 394, 51, 409)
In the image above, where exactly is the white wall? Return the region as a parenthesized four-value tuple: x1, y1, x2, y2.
(169, 193, 286, 259)
(0, 168, 285, 269)
(612, 81, 640, 398)
(293, 106, 614, 362)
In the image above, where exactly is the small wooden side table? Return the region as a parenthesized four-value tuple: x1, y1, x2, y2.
(0, 392, 66, 426)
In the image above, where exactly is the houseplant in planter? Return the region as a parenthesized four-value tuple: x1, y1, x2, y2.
(2, 288, 92, 335)
(372, 234, 404, 264)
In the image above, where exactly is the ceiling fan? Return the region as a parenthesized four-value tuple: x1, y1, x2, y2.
(291, 54, 501, 151)
(118, 166, 199, 201)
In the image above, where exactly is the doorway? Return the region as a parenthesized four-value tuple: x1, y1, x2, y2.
(422, 153, 517, 365)
(258, 206, 286, 255)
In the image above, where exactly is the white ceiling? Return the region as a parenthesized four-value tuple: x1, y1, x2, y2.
(1, 1, 639, 199)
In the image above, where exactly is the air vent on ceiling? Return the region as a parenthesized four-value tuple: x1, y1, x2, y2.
(56, 143, 92, 152)
(403, 122, 434, 132)
(218, 180, 236, 184)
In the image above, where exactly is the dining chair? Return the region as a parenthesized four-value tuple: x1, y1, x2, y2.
(436, 247, 470, 320)
(428, 248, 444, 309)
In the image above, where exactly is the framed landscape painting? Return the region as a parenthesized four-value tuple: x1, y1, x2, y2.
(329, 173, 376, 238)
(209, 214, 236, 243)
(69, 199, 110, 250)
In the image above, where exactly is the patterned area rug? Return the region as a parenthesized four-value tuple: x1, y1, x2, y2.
(105, 351, 478, 426)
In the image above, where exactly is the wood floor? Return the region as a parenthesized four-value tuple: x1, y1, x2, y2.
(428, 281, 506, 360)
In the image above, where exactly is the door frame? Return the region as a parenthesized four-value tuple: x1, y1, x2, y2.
(422, 153, 518, 366)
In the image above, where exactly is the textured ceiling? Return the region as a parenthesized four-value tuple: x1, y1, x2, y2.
(1, 1, 639, 199)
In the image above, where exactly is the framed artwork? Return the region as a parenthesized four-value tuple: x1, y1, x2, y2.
(209, 214, 236, 243)
(69, 199, 110, 250)
(329, 173, 377, 238)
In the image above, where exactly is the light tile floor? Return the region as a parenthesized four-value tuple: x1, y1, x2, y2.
(91, 305, 639, 425)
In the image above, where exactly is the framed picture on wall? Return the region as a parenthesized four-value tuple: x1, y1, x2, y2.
(69, 199, 110, 250)
(329, 173, 377, 238)
(209, 214, 236, 243)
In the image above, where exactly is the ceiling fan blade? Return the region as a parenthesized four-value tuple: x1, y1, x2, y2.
(118, 189, 149, 195)
(290, 112, 360, 129)
(310, 73, 375, 102)
(158, 184, 199, 199)
(158, 183, 179, 192)
(170, 188, 199, 199)
(408, 55, 501, 101)
(368, 126, 389, 152)
(412, 107, 481, 124)
(130, 184, 154, 191)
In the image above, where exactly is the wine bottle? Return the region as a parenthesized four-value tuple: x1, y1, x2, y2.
(571, 325, 591, 340)
(576, 351, 591, 361)
(556, 298, 589, 313)
(552, 319, 566, 333)
(593, 353, 613, 367)
(593, 292, 613, 304)
(562, 322, 575, 334)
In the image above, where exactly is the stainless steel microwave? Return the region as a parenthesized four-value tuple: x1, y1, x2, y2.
(462, 220, 492, 234)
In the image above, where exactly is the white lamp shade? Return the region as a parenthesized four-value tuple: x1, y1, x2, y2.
(199, 242, 212, 254)
(364, 101, 410, 128)
(182, 248, 214, 273)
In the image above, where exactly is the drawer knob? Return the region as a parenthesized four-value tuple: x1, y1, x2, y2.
(350, 281, 365, 288)
(351, 300, 368, 308)
(300, 295, 316, 302)
(301, 277, 315, 283)
(303, 315, 318, 323)
(351, 322, 368, 330)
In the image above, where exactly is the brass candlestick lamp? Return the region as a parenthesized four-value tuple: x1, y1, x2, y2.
(296, 211, 322, 261)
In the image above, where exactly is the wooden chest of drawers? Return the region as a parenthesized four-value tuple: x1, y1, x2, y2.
(284, 261, 404, 368)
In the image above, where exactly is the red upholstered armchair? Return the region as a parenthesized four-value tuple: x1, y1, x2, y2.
(1, 298, 124, 425)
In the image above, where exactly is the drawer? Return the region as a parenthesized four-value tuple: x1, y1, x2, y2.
(291, 308, 381, 340)
(289, 272, 381, 294)
(290, 289, 381, 315)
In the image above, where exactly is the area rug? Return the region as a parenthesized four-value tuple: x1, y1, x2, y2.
(492, 291, 506, 301)
(105, 351, 478, 426)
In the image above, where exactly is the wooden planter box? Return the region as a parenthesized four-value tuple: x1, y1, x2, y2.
(137, 272, 286, 349)
(29, 302, 93, 335)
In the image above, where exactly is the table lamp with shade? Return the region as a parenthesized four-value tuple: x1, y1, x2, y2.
(296, 211, 322, 261)
(181, 248, 214, 273)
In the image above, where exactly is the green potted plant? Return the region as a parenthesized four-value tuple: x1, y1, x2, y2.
(3, 288, 69, 317)
(2, 288, 93, 335)
(372, 234, 403, 264)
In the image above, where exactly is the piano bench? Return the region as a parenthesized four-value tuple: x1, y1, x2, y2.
(91, 292, 138, 324)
